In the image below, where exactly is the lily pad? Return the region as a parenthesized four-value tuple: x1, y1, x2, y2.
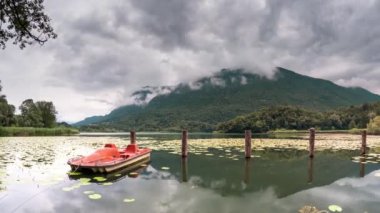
(102, 182, 113, 186)
(62, 187, 74, 192)
(72, 184, 81, 189)
(67, 171, 82, 176)
(79, 178, 91, 183)
(83, 190, 95, 194)
(328, 204, 343, 212)
(93, 177, 107, 182)
(128, 172, 139, 178)
(161, 167, 170, 170)
(79, 182, 91, 186)
(88, 193, 102, 200)
(123, 198, 135, 203)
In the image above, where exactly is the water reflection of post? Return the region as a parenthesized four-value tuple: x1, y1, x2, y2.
(181, 157, 188, 182)
(361, 130, 367, 155)
(243, 158, 251, 185)
(309, 128, 315, 158)
(360, 157, 366, 178)
(307, 157, 314, 184)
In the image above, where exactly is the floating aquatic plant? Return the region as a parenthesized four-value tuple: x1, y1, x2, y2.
(83, 191, 95, 194)
(161, 167, 170, 170)
(328, 204, 343, 212)
(93, 177, 107, 182)
(79, 178, 91, 183)
(71, 184, 81, 189)
(123, 198, 135, 203)
(88, 193, 102, 200)
(68, 171, 82, 176)
(128, 172, 139, 178)
(102, 182, 113, 186)
(79, 182, 91, 186)
(62, 187, 74, 192)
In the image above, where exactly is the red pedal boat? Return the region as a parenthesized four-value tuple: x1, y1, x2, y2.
(68, 143, 151, 173)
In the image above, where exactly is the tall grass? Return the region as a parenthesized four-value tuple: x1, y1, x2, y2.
(0, 127, 79, 136)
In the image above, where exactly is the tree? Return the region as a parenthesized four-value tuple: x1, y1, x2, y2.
(348, 120, 357, 129)
(0, 0, 57, 49)
(19, 99, 57, 127)
(19, 99, 43, 127)
(368, 116, 380, 135)
(0, 81, 15, 126)
(0, 100, 15, 126)
(0, 80, 5, 101)
(35, 101, 56, 127)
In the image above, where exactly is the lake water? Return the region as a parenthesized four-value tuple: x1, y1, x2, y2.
(1, 134, 380, 213)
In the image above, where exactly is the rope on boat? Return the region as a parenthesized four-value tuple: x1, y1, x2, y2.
(71, 155, 83, 172)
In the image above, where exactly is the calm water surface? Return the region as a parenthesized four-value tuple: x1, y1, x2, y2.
(0, 134, 379, 213)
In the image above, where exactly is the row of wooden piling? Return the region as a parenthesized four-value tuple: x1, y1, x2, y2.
(308, 128, 367, 157)
(179, 130, 253, 158)
(129, 128, 369, 158)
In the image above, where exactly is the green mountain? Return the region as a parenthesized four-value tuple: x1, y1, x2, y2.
(75, 68, 380, 131)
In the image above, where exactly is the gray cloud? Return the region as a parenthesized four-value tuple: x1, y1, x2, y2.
(1, 0, 380, 122)
(127, 0, 197, 49)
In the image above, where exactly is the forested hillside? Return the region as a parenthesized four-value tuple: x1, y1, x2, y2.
(76, 68, 380, 132)
(217, 104, 380, 133)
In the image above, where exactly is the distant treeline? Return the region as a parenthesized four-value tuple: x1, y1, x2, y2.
(217, 103, 380, 134)
(0, 81, 77, 136)
(0, 127, 79, 137)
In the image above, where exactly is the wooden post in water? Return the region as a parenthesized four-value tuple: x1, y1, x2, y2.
(245, 130, 252, 158)
(309, 128, 315, 158)
(307, 157, 314, 183)
(360, 157, 366, 177)
(243, 158, 251, 185)
(181, 156, 188, 182)
(130, 131, 136, 144)
(181, 130, 188, 157)
(361, 130, 367, 155)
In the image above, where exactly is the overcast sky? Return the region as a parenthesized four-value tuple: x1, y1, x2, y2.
(0, 0, 380, 123)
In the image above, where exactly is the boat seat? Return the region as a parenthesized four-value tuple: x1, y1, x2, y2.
(104, 143, 117, 149)
(120, 154, 130, 159)
(125, 144, 139, 153)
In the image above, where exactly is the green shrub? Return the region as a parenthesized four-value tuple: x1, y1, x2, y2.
(368, 116, 380, 135)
